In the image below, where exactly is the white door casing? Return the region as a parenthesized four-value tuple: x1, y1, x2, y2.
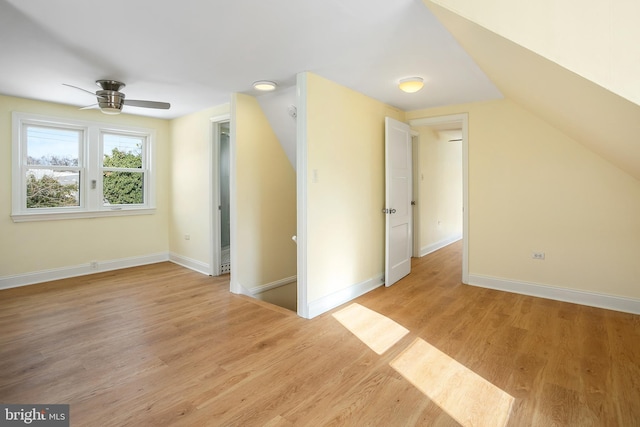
(385, 117, 412, 287)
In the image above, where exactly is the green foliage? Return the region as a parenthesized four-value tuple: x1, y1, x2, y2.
(103, 147, 142, 168)
(103, 147, 143, 204)
(26, 174, 78, 208)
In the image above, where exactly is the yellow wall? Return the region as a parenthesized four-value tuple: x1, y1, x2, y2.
(169, 103, 230, 268)
(0, 95, 170, 276)
(408, 99, 640, 299)
(416, 127, 463, 251)
(305, 73, 405, 303)
(233, 93, 297, 290)
(427, 0, 640, 107)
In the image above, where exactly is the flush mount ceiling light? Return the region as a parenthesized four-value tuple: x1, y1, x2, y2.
(398, 77, 424, 93)
(253, 80, 277, 91)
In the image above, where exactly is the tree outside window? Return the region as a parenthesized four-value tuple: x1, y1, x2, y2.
(102, 133, 145, 205)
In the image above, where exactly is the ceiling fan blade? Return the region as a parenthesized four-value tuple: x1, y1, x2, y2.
(63, 83, 107, 99)
(124, 99, 170, 109)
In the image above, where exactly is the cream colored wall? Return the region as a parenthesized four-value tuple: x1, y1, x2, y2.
(169, 103, 229, 268)
(408, 99, 640, 299)
(233, 93, 297, 291)
(426, 0, 640, 107)
(416, 127, 462, 252)
(0, 95, 170, 277)
(305, 73, 405, 303)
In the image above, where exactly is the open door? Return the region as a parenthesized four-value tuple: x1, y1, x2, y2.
(384, 117, 412, 287)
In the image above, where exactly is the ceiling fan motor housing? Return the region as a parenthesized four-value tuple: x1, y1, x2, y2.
(97, 89, 125, 114)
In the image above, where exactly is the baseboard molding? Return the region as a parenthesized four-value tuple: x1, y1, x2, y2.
(0, 253, 170, 291)
(307, 274, 385, 319)
(420, 234, 462, 257)
(468, 274, 640, 315)
(168, 253, 211, 276)
(249, 276, 297, 296)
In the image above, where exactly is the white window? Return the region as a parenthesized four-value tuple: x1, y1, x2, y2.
(11, 112, 156, 222)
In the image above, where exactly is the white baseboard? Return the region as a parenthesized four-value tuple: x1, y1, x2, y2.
(468, 274, 640, 315)
(420, 234, 462, 257)
(168, 253, 211, 276)
(0, 253, 170, 291)
(307, 274, 385, 319)
(249, 276, 297, 296)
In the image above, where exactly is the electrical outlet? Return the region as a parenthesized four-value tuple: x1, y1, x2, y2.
(185, 234, 190, 240)
(532, 252, 545, 260)
(90, 261, 98, 269)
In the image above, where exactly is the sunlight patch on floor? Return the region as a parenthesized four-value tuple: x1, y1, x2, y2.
(390, 338, 514, 427)
(332, 303, 409, 355)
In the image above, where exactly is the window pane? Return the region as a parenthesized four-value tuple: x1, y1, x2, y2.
(26, 169, 80, 208)
(27, 126, 80, 166)
(103, 172, 144, 205)
(103, 134, 143, 168)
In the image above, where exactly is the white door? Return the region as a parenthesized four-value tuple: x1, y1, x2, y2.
(385, 117, 412, 287)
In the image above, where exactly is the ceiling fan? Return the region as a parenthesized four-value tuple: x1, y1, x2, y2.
(63, 80, 170, 115)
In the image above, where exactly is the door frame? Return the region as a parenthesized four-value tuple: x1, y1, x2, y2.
(409, 113, 469, 284)
(295, 73, 309, 318)
(411, 130, 420, 258)
(210, 114, 231, 277)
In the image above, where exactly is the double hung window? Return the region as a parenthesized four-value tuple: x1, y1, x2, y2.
(12, 113, 155, 222)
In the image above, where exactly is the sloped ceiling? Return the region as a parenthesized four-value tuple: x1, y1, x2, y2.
(428, 0, 640, 108)
(257, 86, 297, 170)
(424, 1, 640, 181)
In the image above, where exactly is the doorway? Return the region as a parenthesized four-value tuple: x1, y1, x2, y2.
(409, 114, 469, 284)
(211, 115, 231, 276)
(219, 122, 231, 274)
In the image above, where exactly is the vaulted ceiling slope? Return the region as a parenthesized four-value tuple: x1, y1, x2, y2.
(0, 0, 500, 120)
(424, 1, 640, 181)
(429, 0, 640, 108)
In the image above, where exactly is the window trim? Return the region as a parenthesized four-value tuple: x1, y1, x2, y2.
(11, 112, 156, 222)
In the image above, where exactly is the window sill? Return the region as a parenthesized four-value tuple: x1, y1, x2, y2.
(11, 208, 156, 223)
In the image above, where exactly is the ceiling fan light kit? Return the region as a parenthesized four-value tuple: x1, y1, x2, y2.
(96, 80, 126, 114)
(398, 77, 424, 93)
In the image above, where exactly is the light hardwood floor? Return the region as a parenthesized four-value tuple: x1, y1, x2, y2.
(1, 242, 639, 426)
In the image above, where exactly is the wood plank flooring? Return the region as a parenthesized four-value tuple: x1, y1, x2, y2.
(1, 242, 639, 426)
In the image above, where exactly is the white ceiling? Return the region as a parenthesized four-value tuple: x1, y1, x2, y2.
(0, 0, 501, 119)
